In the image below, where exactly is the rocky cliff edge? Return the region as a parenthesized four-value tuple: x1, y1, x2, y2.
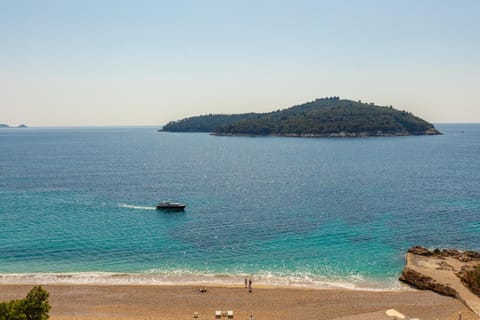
(400, 246, 480, 315)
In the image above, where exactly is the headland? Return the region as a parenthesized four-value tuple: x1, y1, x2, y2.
(400, 246, 480, 316)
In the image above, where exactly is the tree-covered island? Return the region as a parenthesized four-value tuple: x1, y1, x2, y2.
(160, 97, 441, 137)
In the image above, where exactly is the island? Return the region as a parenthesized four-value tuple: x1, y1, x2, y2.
(400, 246, 480, 315)
(0, 123, 28, 128)
(160, 97, 441, 137)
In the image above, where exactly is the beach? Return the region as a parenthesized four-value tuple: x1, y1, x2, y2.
(0, 284, 477, 320)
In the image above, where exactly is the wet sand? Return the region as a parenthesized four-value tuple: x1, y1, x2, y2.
(0, 284, 476, 320)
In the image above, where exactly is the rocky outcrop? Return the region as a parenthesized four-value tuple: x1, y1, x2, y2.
(458, 264, 480, 297)
(400, 267, 457, 297)
(400, 246, 480, 315)
(406, 246, 480, 262)
(406, 246, 434, 256)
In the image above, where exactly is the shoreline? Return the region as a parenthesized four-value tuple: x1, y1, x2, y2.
(400, 247, 480, 316)
(209, 128, 441, 138)
(0, 283, 475, 320)
(0, 271, 403, 292)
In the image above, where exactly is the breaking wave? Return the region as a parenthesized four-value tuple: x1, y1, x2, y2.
(0, 270, 405, 292)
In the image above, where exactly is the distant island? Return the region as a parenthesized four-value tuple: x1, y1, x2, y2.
(161, 97, 441, 137)
(0, 123, 28, 128)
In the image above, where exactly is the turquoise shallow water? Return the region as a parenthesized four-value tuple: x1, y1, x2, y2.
(0, 124, 479, 289)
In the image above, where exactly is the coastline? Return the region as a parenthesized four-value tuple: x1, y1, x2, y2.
(0, 283, 475, 320)
(400, 247, 480, 316)
(0, 271, 403, 291)
(209, 129, 441, 138)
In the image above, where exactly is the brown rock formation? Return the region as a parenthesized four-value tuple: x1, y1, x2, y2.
(400, 246, 480, 315)
(400, 268, 457, 297)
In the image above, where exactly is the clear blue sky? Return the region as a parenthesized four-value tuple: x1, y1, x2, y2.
(1, 0, 479, 126)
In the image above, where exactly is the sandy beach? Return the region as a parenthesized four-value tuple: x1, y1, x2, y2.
(0, 284, 477, 320)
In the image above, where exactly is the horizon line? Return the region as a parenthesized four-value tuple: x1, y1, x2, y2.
(3, 122, 480, 129)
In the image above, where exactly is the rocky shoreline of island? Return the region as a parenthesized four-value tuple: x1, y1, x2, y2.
(211, 127, 441, 138)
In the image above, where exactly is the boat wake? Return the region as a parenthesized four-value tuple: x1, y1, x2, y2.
(118, 203, 156, 210)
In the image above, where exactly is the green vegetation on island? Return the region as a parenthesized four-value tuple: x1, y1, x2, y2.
(160, 113, 260, 132)
(0, 286, 51, 320)
(161, 97, 440, 137)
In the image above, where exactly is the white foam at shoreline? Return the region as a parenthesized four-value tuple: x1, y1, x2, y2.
(0, 271, 406, 292)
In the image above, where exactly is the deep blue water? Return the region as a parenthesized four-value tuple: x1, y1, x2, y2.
(0, 124, 479, 289)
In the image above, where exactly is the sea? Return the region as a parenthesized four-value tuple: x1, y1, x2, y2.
(0, 124, 479, 290)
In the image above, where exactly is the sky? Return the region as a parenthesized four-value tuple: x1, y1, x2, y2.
(1, 0, 479, 126)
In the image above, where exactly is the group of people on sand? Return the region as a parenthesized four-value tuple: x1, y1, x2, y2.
(244, 277, 253, 292)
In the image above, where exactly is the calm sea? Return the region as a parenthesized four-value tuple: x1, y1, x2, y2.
(0, 124, 479, 290)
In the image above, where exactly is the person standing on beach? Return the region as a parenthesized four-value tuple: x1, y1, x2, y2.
(244, 277, 247, 288)
(248, 278, 252, 292)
